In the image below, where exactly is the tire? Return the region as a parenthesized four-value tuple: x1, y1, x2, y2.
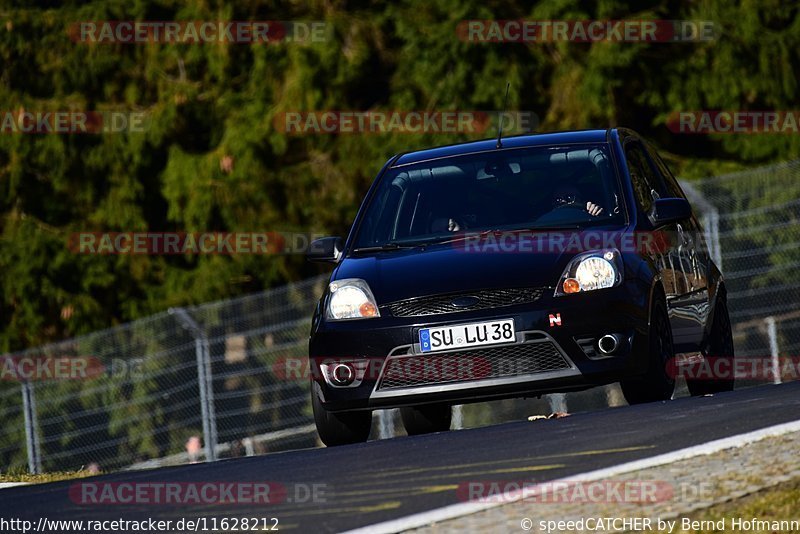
(621, 295, 676, 404)
(687, 295, 735, 396)
(312, 382, 371, 446)
(400, 403, 452, 435)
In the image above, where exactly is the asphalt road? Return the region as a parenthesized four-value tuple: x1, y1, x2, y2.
(2, 382, 800, 533)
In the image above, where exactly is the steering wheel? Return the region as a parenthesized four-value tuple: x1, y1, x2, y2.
(552, 202, 587, 211)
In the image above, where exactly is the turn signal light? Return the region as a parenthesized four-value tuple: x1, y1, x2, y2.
(359, 302, 378, 317)
(562, 278, 581, 294)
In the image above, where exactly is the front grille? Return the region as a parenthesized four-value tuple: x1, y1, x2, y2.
(377, 341, 570, 391)
(384, 287, 545, 317)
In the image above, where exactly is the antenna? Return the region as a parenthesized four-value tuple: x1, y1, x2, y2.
(496, 82, 510, 149)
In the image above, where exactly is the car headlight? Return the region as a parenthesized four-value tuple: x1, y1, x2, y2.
(326, 278, 381, 320)
(555, 249, 623, 296)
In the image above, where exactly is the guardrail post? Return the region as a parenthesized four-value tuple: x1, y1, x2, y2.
(548, 392, 568, 414)
(243, 437, 255, 457)
(378, 409, 393, 439)
(765, 316, 781, 384)
(452, 404, 463, 430)
(170, 307, 218, 461)
(21, 381, 42, 474)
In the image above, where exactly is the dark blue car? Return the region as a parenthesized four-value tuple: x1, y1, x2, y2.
(306, 128, 733, 445)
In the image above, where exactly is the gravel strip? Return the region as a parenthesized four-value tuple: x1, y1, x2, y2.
(409, 430, 800, 533)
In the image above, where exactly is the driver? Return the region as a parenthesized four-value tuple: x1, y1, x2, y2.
(430, 217, 462, 233)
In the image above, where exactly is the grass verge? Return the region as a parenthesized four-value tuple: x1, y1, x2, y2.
(0, 470, 97, 484)
(678, 479, 800, 533)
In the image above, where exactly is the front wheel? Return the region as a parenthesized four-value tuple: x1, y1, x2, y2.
(401, 403, 452, 435)
(687, 295, 735, 395)
(312, 382, 372, 446)
(621, 296, 676, 405)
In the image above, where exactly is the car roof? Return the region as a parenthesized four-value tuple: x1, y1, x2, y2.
(392, 129, 613, 167)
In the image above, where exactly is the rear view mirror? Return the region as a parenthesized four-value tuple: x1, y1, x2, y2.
(652, 198, 692, 227)
(307, 236, 343, 263)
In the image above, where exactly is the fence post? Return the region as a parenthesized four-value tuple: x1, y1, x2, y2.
(700, 209, 722, 270)
(170, 307, 218, 461)
(21, 381, 42, 474)
(679, 181, 722, 269)
(709, 208, 722, 270)
(765, 316, 781, 384)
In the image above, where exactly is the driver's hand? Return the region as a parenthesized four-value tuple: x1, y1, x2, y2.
(586, 202, 604, 216)
(448, 218, 461, 232)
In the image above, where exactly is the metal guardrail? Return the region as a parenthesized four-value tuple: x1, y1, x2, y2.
(126, 424, 318, 471)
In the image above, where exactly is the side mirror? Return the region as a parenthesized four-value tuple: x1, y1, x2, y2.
(652, 198, 692, 227)
(307, 236, 343, 263)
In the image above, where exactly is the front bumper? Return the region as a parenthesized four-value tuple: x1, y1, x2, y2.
(309, 280, 651, 411)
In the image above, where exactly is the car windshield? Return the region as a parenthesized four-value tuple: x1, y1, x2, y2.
(353, 143, 624, 249)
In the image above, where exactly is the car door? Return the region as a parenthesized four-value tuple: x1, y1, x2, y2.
(645, 143, 711, 346)
(623, 140, 698, 351)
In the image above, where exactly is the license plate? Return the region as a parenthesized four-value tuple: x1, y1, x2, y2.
(419, 318, 515, 353)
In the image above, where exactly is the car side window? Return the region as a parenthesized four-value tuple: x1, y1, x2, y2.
(624, 143, 660, 213)
(647, 143, 687, 200)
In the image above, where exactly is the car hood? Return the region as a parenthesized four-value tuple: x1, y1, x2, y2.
(334, 237, 579, 304)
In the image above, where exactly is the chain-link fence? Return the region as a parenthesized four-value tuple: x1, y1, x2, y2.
(682, 160, 800, 379)
(0, 275, 329, 474)
(1, 160, 799, 475)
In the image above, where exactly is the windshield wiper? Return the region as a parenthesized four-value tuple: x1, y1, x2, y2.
(351, 243, 401, 253)
(517, 224, 585, 231)
(354, 227, 576, 252)
(351, 242, 420, 253)
(353, 234, 473, 252)
(431, 228, 501, 246)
